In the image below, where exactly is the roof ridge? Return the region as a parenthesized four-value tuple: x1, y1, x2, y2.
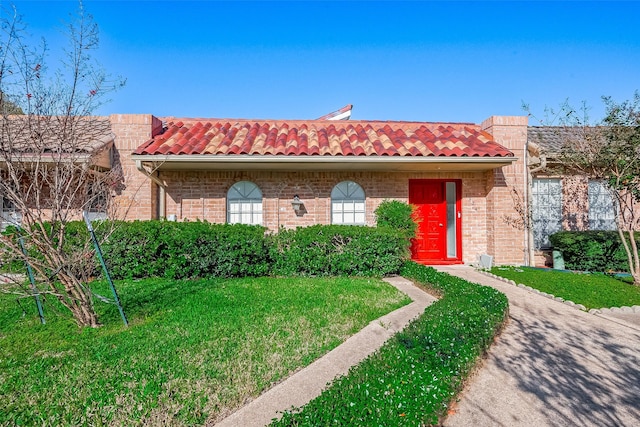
(159, 117, 481, 127)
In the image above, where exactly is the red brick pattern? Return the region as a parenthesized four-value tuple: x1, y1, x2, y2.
(160, 169, 491, 264)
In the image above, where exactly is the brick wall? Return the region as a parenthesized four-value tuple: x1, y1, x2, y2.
(107, 114, 530, 266)
(109, 114, 163, 220)
(562, 175, 589, 230)
(159, 170, 490, 264)
(481, 116, 529, 265)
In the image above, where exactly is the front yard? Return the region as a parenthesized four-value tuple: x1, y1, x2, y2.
(0, 276, 409, 426)
(490, 266, 640, 310)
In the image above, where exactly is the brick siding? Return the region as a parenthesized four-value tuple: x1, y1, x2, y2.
(108, 114, 531, 266)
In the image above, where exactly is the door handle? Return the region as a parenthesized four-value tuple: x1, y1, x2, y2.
(439, 223, 443, 227)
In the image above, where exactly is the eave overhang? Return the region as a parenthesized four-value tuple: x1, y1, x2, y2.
(132, 154, 518, 172)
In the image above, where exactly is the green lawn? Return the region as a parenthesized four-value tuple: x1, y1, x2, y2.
(490, 266, 640, 310)
(0, 276, 410, 426)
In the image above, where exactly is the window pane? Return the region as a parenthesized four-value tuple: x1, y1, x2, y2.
(532, 178, 563, 249)
(446, 181, 457, 258)
(344, 212, 355, 224)
(227, 181, 262, 224)
(588, 180, 616, 230)
(331, 181, 365, 225)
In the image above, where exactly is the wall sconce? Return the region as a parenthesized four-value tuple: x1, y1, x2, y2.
(291, 195, 304, 213)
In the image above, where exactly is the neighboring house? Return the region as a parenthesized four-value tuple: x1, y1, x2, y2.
(0, 116, 115, 228)
(527, 126, 619, 265)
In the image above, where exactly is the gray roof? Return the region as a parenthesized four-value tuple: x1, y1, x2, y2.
(527, 126, 604, 156)
(0, 116, 114, 155)
(528, 126, 572, 153)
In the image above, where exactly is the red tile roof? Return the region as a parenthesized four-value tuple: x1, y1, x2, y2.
(133, 119, 513, 158)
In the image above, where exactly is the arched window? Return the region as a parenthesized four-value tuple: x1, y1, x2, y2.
(331, 181, 365, 225)
(227, 181, 263, 225)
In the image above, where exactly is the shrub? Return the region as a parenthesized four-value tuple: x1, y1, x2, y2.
(549, 230, 637, 273)
(99, 221, 271, 279)
(11, 221, 410, 280)
(374, 200, 417, 238)
(270, 225, 409, 277)
(272, 261, 508, 426)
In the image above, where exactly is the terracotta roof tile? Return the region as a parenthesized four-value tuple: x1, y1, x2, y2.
(133, 119, 514, 158)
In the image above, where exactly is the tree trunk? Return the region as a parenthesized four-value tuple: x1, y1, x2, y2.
(57, 273, 101, 328)
(618, 228, 640, 286)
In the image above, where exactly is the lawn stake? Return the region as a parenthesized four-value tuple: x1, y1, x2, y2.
(83, 213, 128, 327)
(17, 231, 45, 325)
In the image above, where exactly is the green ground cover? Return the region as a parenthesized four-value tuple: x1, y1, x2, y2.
(0, 276, 409, 426)
(490, 266, 640, 310)
(272, 262, 509, 426)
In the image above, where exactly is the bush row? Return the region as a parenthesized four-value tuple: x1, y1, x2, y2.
(57, 220, 410, 280)
(270, 225, 407, 277)
(272, 261, 509, 426)
(550, 230, 639, 273)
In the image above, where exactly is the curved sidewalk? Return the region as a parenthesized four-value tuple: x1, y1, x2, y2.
(212, 276, 436, 427)
(437, 265, 640, 427)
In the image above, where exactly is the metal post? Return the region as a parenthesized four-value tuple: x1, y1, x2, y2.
(83, 213, 128, 327)
(18, 234, 45, 324)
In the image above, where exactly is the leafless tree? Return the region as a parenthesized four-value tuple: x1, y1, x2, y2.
(0, 1, 125, 326)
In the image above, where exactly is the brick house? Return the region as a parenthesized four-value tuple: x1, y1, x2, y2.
(526, 126, 624, 266)
(98, 113, 531, 266)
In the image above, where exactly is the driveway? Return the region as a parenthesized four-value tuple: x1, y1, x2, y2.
(436, 265, 640, 427)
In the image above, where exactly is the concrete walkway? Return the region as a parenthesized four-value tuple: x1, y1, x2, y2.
(436, 265, 640, 427)
(212, 276, 436, 427)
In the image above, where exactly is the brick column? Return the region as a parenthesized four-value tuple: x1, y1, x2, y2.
(481, 116, 529, 265)
(109, 114, 163, 220)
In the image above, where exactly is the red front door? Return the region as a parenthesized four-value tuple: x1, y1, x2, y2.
(409, 179, 462, 264)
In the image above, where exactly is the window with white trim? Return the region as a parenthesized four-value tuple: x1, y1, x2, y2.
(331, 181, 365, 225)
(227, 181, 263, 225)
(0, 193, 21, 230)
(531, 178, 562, 249)
(588, 180, 616, 230)
(85, 181, 109, 221)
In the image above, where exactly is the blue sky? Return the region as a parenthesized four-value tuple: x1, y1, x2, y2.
(5, 1, 640, 123)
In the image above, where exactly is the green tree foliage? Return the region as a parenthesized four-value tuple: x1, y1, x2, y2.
(556, 92, 640, 284)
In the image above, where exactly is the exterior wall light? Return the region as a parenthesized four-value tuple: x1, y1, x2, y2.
(291, 195, 304, 212)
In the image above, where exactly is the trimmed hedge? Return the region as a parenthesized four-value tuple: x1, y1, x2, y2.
(272, 261, 509, 426)
(100, 221, 272, 279)
(34, 221, 409, 280)
(549, 230, 638, 273)
(9, 221, 410, 280)
(270, 225, 409, 277)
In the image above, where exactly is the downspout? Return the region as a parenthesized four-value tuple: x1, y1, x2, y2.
(524, 138, 530, 266)
(135, 160, 166, 219)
